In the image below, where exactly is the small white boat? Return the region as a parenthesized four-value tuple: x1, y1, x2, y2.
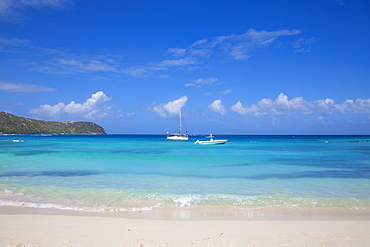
(166, 111, 189, 141)
(194, 134, 227, 145)
(166, 134, 189, 141)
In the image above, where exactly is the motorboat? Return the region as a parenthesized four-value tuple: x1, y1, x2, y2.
(194, 134, 227, 145)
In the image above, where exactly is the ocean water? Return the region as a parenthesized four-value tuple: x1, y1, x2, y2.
(1, 134, 369, 218)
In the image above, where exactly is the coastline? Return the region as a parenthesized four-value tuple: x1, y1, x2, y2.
(2, 134, 370, 246)
(1, 206, 370, 247)
(1, 205, 370, 221)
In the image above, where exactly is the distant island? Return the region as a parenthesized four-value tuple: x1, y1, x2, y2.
(0, 112, 106, 135)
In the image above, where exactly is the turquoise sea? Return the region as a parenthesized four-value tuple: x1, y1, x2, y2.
(1, 135, 370, 218)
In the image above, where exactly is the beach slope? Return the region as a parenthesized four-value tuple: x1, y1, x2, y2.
(1, 214, 369, 247)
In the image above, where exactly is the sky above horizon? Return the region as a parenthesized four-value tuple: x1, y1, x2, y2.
(1, 0, 369, 134)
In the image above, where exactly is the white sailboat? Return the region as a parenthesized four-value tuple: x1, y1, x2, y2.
(166, 111, 189, 141)
(194, 134, 227, 145)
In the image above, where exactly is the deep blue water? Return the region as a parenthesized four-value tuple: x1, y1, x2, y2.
(0, 134, 369, 214)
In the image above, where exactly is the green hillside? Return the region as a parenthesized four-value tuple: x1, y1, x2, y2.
(0, 112, 106, 135)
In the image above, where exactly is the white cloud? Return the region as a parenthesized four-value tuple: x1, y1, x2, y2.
(135, 29, 303, 79)
(338, 98, 370, 114)
(228, 93, 370, 116)
(292, 37, 319, 53)
(57, 58, 119, 73)
(38, 56, 120, 75)
(166, 48, 186, 57)
(0, 0, 17, 19)
(0, 0, 73, 21)
(208, 99, 226, 115)
(218, 89, 232, 95)
(0, 81, 56, 93)
(0, 36, 123, 76)
(31, 102, 65, 118)
(30, 91, 113, 120)
(157, 57, 198, 67)
(0, 36, 30, 53)
(185, 77, 219, 88)
(122, 65, 169, 78)
(152, 96, 188, 117)
(1, 28, 304, 78)
(121, 67, 146, 78)
(0, 36, 30, 46)
(20, 0, 71, 7)
(182, 29, 302, 61)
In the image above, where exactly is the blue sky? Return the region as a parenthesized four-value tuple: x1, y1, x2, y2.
(0, 0, 369, 134)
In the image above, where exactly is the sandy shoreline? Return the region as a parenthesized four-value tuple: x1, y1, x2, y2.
(1, 207, 370, 247)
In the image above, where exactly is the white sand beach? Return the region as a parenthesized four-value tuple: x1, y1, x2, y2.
(1, 209, 369, 247)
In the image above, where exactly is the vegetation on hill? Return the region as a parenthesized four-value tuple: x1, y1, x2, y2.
(0, 112, 106, 135)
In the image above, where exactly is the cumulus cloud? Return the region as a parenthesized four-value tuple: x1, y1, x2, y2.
(228, 93, 370, 116)
(30, 91, 113, 120)
(208, 99, 226, 115)
(152, 96, 188, 117)
(0, 81, 56, 93)
(338, 98, 370, 114)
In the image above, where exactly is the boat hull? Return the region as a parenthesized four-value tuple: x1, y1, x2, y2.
(194, 139, 227, 145)
(167, 135, 189, 141)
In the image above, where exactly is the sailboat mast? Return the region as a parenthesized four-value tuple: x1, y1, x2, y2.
(179, 110, 182, 134)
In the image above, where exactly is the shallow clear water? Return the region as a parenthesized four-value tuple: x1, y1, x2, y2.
(1, 135, 369, 214)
